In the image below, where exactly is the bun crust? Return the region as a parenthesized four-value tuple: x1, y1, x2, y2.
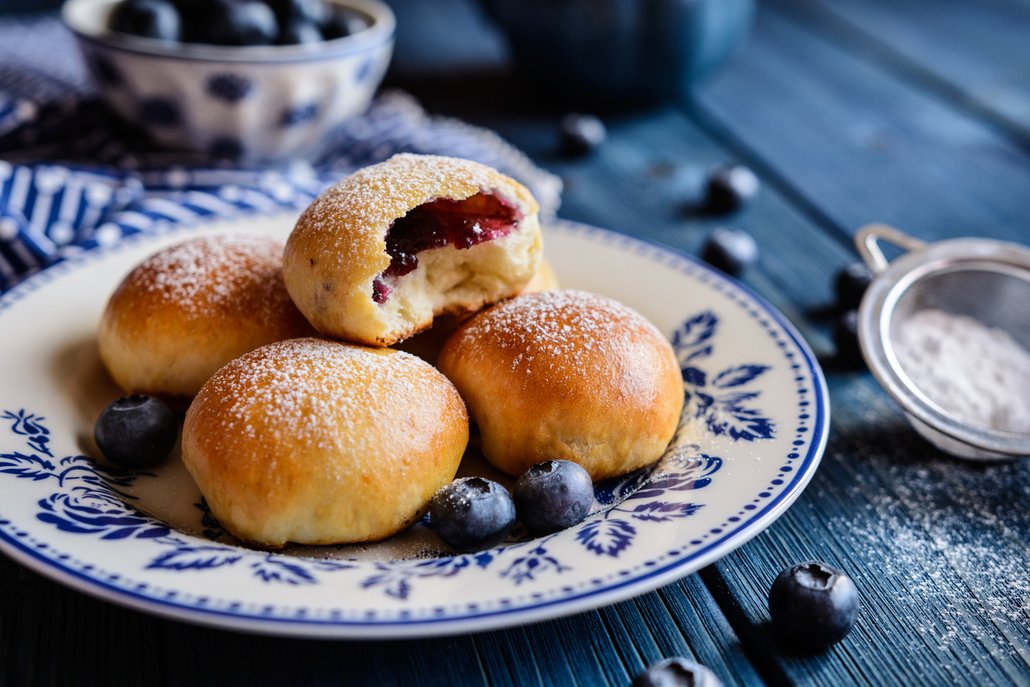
(283, 154, 543, 346)
(182, 338, 469, 548)
(98, 234, 313, 401)
(437, 290, 684, 480)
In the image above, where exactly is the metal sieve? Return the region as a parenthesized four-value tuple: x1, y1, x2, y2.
(855, 224, 1030, 461)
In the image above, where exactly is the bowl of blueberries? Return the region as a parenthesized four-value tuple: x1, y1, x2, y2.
(62, 0, 395, 162)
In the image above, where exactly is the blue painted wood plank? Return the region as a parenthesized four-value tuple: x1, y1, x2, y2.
(693, 5, 1030, 247)
(771, 0, 1030, 142)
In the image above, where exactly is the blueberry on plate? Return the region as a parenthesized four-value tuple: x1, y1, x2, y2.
(768, 560, 860, 650)
(632, 657, 723, 687)
(834, 310, 864, 368)
(513, 460, 594, 534)
(704, 164, 760, 215)
(94, 394, 178, 469)
(700, 227, 758, 277)
(559, 113, 607, 157)
(109, 0, 181, 41)
(322, 9, 369, 39)
(430, 477, 516, 552)
(195, 0, 278, 46)
(835, 262, 873, 311)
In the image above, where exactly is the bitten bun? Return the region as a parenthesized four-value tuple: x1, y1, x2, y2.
(98, 234, 314, 401)
(437, 290, 685, 480)
(283, 154, 543, 347)
(182, 338, 469, 548)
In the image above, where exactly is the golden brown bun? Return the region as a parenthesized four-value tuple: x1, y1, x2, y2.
(98, 234, 314, 402)
(284, 154, 543, 347)
(437, 290, 684, 481)
(182, 338, 469, 548)
(395, 257, 559, 364)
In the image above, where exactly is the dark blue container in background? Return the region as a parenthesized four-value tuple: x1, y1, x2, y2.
(481, 0, 755, 102)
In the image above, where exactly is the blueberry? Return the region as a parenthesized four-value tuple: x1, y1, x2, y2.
(700, 227, 758, 276)
(559, 113, 606, 157)
(322, 9, 369, 39)
(834, 310, 864, 368)
(769, 561, 860, 650)
(278, 18, 323, 45)
(267, 0, 326, 26)
(513, 460, 594, 534)
(109, 0, 181, 41)
(194, 0, 278, 46)
(835, 262, 873, 310)
(430, 477, 516, 552)
(704, 164, 760, 215)
(632, 657, 723, 687)
(94, 395, 178, 469)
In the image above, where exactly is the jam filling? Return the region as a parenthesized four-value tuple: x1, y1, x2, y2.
(372, 193, 522, 303)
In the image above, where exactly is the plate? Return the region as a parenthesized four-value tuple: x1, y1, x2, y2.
(0, 214, 828, 638)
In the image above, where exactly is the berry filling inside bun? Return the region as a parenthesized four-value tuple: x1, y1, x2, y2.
(373, 193, 523, 303)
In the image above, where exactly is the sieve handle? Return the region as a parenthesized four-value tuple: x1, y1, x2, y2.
(854, 224, 927, 274)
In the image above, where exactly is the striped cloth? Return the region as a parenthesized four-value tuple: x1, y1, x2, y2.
(0, 14, 561, 292)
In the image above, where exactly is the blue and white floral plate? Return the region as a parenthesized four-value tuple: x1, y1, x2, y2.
(0, 214, 828, 638)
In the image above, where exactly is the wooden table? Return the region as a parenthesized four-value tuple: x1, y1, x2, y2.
(2, 0, 1029, 684)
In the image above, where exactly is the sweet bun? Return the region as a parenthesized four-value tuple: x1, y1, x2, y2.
(98, 234, 314, 402)
(182, 338, 469, 548)
(283, 154, 543, 347)
(437, 290, 685, 481)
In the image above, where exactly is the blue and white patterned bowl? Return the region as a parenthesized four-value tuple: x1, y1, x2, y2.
(62, 0, 395, 163)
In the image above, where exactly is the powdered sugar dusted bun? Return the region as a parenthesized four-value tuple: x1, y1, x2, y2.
(182, 338, 469, 548)
(98, 234, 314, 401)
(284, 153, 543, 346)
(437, 290, 685, 480)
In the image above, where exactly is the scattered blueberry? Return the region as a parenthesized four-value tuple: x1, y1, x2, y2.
(278, 18, 323, 45)
(835, 262, 873, 310)
(195, 0, 278, 46)
(559, 113, 606, 156)
(94, 395, 178, 469)
(430, 477, 516, 552)
(704, 164, 760, 215)
(834, 310, 864, 368)
(632, 657, 723, 687)
(322, 9, 370, 39)
(109, 0, 181, 41)
(513, 460, 594, 534)
(700, 227, 758, 276)
(768, 561, 860, 650)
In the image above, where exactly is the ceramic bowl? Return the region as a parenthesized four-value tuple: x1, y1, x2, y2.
(62, 0, 395, 162)
(481, 0, 754, 103)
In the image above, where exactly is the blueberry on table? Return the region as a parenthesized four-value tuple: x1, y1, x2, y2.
(835, 262, 874, 310)
(559, 113, 607, 157)
(109, 0, 181, 41)
(322, 9, 370, 39)
(430, 477, 516, 552)
(769, 561, 860, 650)
(513, 460, 594, 534)
(700, 227, 758, 277)
(834, 310, 865, 368)
(704, 164, 760, 215)
(632, 657, 723, 687)
(194, 0, 278, 46)
(94, 395, 178, 469)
